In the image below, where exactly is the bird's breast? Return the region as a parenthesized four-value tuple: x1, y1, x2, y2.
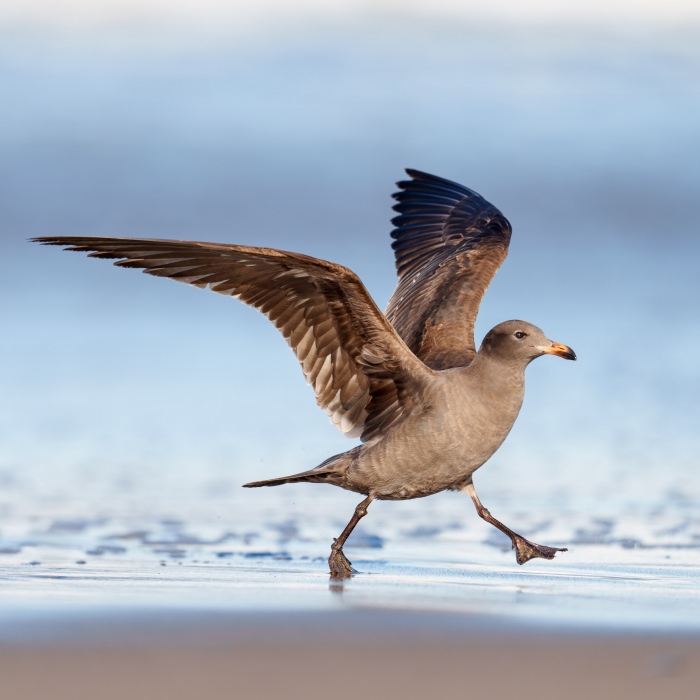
(347, 370, 525, 499)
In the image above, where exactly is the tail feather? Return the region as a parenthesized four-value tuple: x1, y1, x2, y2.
(243, 450, 353, 489)
(243, 470, 332, 488)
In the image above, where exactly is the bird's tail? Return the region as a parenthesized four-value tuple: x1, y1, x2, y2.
(242, 450, 355, 489)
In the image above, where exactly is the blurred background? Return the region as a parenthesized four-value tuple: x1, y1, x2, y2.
(0, 1, 699, 612)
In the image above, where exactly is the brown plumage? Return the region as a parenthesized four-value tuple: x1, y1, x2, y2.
(33, 238, 433, 442)
(386, 169, 512, 370)
(33, 169, 576, 579)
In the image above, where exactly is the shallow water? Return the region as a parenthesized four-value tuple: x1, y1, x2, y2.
(1, 22, 699, 636)
(1, 478, 700, 633)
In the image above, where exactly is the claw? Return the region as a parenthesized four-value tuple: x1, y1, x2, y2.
(328, 548, 356, 579)
(512, 535, 568, 565)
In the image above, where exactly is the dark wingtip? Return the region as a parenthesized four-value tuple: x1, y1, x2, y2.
(399, 169, 483, 199)
(404, 168, 445, 183)
(395, 168, 423, 190)
(396, 168, 446, 192)
(30, 236, 70, 246)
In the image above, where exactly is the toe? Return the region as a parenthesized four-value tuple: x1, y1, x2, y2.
(328, 550, 355, 579)
(513, 538, 568, 565)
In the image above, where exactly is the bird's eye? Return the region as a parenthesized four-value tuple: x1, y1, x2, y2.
(514, 331, 526, 340)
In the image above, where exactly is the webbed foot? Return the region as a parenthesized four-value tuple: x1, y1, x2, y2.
(512, 536, 568, 565)
(328, 542, 356, 579)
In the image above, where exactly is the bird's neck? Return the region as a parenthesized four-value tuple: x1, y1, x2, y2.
(466, 350, 526, 403)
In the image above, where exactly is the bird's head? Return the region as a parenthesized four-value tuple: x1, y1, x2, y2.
(480, 320, 576, 365)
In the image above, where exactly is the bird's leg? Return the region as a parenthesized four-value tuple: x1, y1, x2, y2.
(328, 494, 374, 580)
(461, 480, 567, 565)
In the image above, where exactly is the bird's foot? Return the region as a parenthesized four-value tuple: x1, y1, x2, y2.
(328, 543, 356, 580)
(512, 535, 567, 565)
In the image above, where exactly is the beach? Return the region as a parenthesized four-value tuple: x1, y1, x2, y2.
(1, 9, 699, 698)
(1, 482, 700, 699)
(3, 610, 699, 700)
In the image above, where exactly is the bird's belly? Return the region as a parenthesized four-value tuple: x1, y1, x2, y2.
(347, 408, 512, 500)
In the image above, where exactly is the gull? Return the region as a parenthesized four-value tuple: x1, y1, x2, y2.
(33, 169, 576, 579)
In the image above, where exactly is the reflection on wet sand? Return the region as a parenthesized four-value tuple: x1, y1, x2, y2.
(1, 491, 699, 631)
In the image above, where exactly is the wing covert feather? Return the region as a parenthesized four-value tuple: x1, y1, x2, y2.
(386, 169, 512, 370)
(33, 236, 434, 441)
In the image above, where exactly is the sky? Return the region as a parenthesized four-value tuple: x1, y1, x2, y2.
(2, 0, 700, 30)
(0, 5, 698, 518)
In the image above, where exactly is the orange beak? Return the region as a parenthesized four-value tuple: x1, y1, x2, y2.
(539, 342, 577, 361)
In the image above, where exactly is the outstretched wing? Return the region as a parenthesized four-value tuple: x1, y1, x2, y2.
(386, 169, 512, 370)
(33, 236, 434, 442)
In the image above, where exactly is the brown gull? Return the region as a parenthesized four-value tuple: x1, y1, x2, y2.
(33, 169, 576, 579)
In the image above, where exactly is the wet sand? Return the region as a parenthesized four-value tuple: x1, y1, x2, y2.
(1, 521, 700, 700)
(2, 610, 699, 700)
